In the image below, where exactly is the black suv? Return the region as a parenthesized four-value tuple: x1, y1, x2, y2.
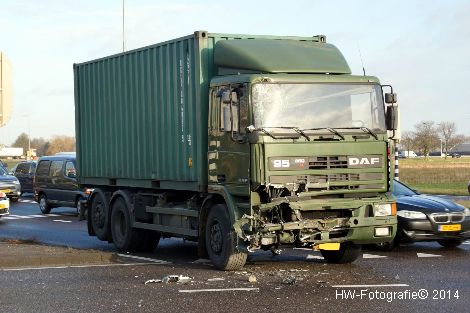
(12, 161, 37, 194)
(33, 154, 86, 214)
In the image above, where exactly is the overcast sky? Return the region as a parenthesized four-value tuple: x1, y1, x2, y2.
(0, 0, 469, 145)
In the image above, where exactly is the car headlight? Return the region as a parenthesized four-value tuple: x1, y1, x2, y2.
(465, 208, 470, 217)
(397, 210, 427, 219)
(374, 203, 397, 216)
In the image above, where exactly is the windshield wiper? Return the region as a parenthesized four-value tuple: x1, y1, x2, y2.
(302, 127, 345, 140)
(253, 126, 310, 140)
(360, 127, 378, 140)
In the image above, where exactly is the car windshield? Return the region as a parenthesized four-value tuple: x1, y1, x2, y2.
(393, 180, 418, 197)
(0, 166, 8, 175)
(252, 83, 386, 132)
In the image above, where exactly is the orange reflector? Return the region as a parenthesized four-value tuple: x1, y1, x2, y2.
(391, 202, 397, 215)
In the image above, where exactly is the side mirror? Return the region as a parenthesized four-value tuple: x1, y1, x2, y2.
(385, 93, 397, 104)
(67, 172, 77, 179)
(386, 105, 398, 131)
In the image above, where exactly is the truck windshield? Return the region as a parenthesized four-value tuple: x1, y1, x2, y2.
(252, 83, 386, 132)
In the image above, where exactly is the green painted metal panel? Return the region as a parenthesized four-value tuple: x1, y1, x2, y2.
(214, 39, 350, 74)
(74, 31, 335, 192)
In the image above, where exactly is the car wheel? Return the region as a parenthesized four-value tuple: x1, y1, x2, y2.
(205, 204, 247, 271)
(39, 194, 51, 214)
(10, 197, 19, 203)
(320, 242, 362, 263)
(437, 239, 463, 248)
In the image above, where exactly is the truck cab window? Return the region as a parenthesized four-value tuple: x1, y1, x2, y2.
(218, 84, 247, 134)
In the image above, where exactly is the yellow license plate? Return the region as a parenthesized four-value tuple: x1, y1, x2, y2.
(0, 203, 8, 209)
(439, 224, 461, 232)
(0, 189, 11, 193)
(316, 243, 341, 250)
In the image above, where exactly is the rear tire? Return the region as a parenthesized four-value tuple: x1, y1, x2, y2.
(110, 198, 144, 252)
(437, 239, 463, 248)
(91, 192, 110, 241)
(320, 242, 362, 264)
(205, 204, 247, 270)
(38, 194, 51, 214)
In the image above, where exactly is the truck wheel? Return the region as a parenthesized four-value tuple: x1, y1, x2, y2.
(437, 239, 463, 248)
(39, 194, 51, 214)
(205, 204, 247, 270)
(91, 192, 110, 241)
(137, 230, 161, 252)
(110, 198, 142, 252)
(320, 242, 362, 264)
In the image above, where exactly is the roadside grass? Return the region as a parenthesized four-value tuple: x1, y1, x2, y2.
(455, 200, 470, 209)
(398, 157, 470, 195)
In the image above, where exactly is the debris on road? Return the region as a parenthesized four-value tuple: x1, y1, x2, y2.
(248, 275, 257, 283)
(145, 275, 192, 285)
(282, 276, 297, 285)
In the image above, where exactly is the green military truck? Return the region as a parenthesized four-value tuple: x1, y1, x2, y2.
(74, 31, 399, 270)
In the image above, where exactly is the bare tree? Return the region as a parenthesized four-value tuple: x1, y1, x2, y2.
(413, 121, 440, 159)
(45, 136, 76, 155)
(437, 122, 467, 158)
(11, 132, 29, 154)
(399, 131, 415, 154)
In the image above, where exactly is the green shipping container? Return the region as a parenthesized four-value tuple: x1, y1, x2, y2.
(74, 31, 326, 192)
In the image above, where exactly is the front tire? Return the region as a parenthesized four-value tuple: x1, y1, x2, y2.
(320, 242, 362, 264)
(38, 194, 51, 214)
(437, 239, 463, 248)
(205, 204, 247, 271)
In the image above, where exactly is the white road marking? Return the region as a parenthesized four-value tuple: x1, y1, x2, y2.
(2, 262, 158, 272)
(362, 253, 388, 259)
(1, 213, 62, 220)
(332, 284, 409, 288)
(53, 220, 72, 223)
(306, 254, 324, 260)
(463, 241, 470, 245)
(117, 253, 171, 264)
(179, 288, 259, 293)
(417, 253, 442, 258)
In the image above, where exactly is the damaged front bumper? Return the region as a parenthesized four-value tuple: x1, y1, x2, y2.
(234, 197, 397, 252)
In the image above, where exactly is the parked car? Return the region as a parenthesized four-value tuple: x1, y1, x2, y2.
(0, 191, 10, 219)
(33, 154, 87, 214)
(0, 166, 21, 202)
(376, 180, 470, 250)
(451, 153, 461, 158)
(11, 161, 37, 194)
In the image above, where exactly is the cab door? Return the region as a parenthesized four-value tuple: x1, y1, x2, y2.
(208, 84, 250, 196)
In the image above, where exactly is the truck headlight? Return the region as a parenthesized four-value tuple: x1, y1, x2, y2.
(374, 203, 396, 216)
(397, 210, 427, 219)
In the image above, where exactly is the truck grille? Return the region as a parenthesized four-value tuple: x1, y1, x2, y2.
(309, 156, 348, 169)
(430, 213, 465, 224)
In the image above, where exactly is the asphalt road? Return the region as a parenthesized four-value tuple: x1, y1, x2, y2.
(1, 195, 469, 313)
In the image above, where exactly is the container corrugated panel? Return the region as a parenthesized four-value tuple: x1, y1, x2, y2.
(74, 31, 323, 191)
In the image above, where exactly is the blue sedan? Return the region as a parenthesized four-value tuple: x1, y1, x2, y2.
(376, 180, 470, 250)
